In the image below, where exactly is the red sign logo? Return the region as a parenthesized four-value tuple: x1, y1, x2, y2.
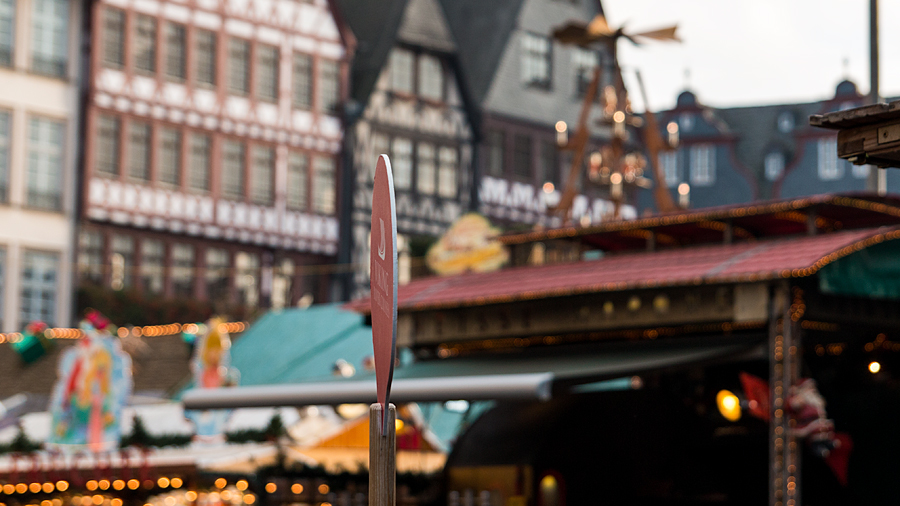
(370, 155, 397, 432)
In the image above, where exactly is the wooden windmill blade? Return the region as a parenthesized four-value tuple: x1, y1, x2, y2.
(635, 70, 677, 213)
(631, 25, 680, 42)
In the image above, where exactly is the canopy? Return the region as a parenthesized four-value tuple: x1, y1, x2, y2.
(182, 335, 763, 410)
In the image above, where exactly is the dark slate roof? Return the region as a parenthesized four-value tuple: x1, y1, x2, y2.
(438, 0, 526, 104)
(397, 0, 456, 52)
(335, 0, 409, 104)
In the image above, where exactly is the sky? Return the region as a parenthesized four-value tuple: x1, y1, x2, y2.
(602, 0, 900, 111)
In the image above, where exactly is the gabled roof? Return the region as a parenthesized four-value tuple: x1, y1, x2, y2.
(335, 0, 409, 104)
(397, 0, 456, 53)
(438, 0, 526, 104)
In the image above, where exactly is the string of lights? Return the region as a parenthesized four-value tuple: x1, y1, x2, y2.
(0, 321, 248, 344)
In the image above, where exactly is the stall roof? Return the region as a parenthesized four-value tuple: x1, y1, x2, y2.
(499, 193, 900, 252)
(347, 226, 900, 314)
(182, 335, 763, 410)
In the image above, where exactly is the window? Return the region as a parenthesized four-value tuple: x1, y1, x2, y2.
(572, 47, 598, 97)
(777, 111, 794, 133)
(171, 244, 194, 298)
(235, 251, 259, 307)
(438, 146, 458, 198)
(513, 135, 532, 178)
(521, 33, 551, 88)
(764, 152, 785, 181)
(292, 53, 312, 109)
(679, 113, 694, 132)
(486, 131, 505, 177)
(95, 115, 120, 177)
(392, 137, 412, 189)
(78, 231, 103, 285)
(102, 8, 125, 69)
(165, 23, 186, 81)
(0, 0, 13, 67)
(140, 239, 164, 294)
(690, 145, 715, 185)
(256, 44, 279, 102)
(312, 156, 335, 214)
(416, 143, 435, 194)
(154, 127, 180, 186)
(222, 140, 245, 199)
(0, 110, 9, 201)
(134, 15, 157, 74)
(319, 60, 340, 113)
(418, 54, 443, 101)
(20, 251, 58, 326)
(228, 38, 250, 95)
(189, 133, 211, 191)
(852, 163, 870, 179)
(287, 152, 308, 209)
(390, 48, 414, 94)
(539, 140, 558, 185)
(660, 150, 679, 187)
(128, 121, 151, 181)
(206, 248, 230, 303)
(110, 235, 134, 290)
(31, 0, 68, 77)
(251, 145, 275, 205)
(195, 29, 216, 86)
(27, 117, 64, 210)
(817, 138, 842, 180)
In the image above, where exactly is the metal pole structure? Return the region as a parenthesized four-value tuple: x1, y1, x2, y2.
(769, 283, 800, 506)
(369, 403, 396, 506)
(867, 0, 884, 193)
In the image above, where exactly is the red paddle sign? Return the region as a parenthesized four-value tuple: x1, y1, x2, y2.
(370, 155, 398, 435)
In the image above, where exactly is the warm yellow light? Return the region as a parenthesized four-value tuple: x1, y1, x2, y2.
(85, 481, 98, 492)
(667, 122, 679, 134)
(82, 495, 93, 506)
(678, 182, 690, 196)
(111, 499, 122, 506)
(613, 111, 625, 123)
(170, 478, 183, 489)
(214, 479, 227, 489)
(185, 491, 198, 502)
(91, 495, 103, 506)
(235, 481, 248, 492)
(717, 389, 742, 422)
(52, 498, 62, 506)
(42, 483, 54, 493)
(14, 484, 27, 494)
(317, 484, 329, 495)
(542, 182, 555, 194)
(112, 481, 124, 491)
(208, 493, 220, 503)
(98, 480, 110, 490)
(394, 419, 404, 431)
(243, 494, 256, 505)
(127, 480, 140, 491)
(30, 483, 42, 494)
(157, 478, 170, 489)
(56, 482, 68, 492)
(42, 500, 53, 506)
(165, 496, 176, 506)
(869, 361, 881, 374)
(3, 484, 15, 494)
(554, 121, 567, 133)
(264, 483, 277, 494)
(221, 490, 233, 501)
(290, 484, 303, 495)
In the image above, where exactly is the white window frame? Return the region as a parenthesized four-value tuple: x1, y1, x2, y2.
(392, 137, 413, 190)
(27, 116, 65, 210)
(389, 48, 414, 94)
(660, 150, 679, 187)
(764, 152, 785, 181)
(20, 250, 59, 326)
(31, 0, 69, 77)
(817, 138, 842, 180)
(689, 144, 715, 186)
(521, 32, 551, 88)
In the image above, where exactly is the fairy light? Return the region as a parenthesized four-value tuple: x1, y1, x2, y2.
(0, 320, 248, 344)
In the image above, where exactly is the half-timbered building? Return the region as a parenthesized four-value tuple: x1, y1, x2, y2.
(78, 0, 354, 313)
(441, 0, 635, 229)
(338, 0, 476, 298)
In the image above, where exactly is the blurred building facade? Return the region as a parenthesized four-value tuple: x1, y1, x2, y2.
(76, 0, 354, 315)
(640, 80, 900, 213)
(0, 0, 83, 330)
(338, 0, 477, 298)
(441, 0, 635, 230)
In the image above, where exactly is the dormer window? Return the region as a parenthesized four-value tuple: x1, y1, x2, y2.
(390, 48, 414, 94)
(418, 53, 443, 101)
(765, 151, 785, 181)
(521, 32, 551, 89)
(680, 112, 694, 132)
(777, 111, 794, 133)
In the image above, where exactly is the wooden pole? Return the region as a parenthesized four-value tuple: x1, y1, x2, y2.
(369, 403, 396, 506)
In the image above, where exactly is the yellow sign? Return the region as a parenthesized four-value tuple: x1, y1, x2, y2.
(426, 214, 508, 276)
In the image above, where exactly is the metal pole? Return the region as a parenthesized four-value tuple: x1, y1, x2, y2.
(867, 0, 882, 193)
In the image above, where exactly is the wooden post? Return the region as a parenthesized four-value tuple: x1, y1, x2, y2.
(769, 283, 799, 506)
(369, 403, 396, 506)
